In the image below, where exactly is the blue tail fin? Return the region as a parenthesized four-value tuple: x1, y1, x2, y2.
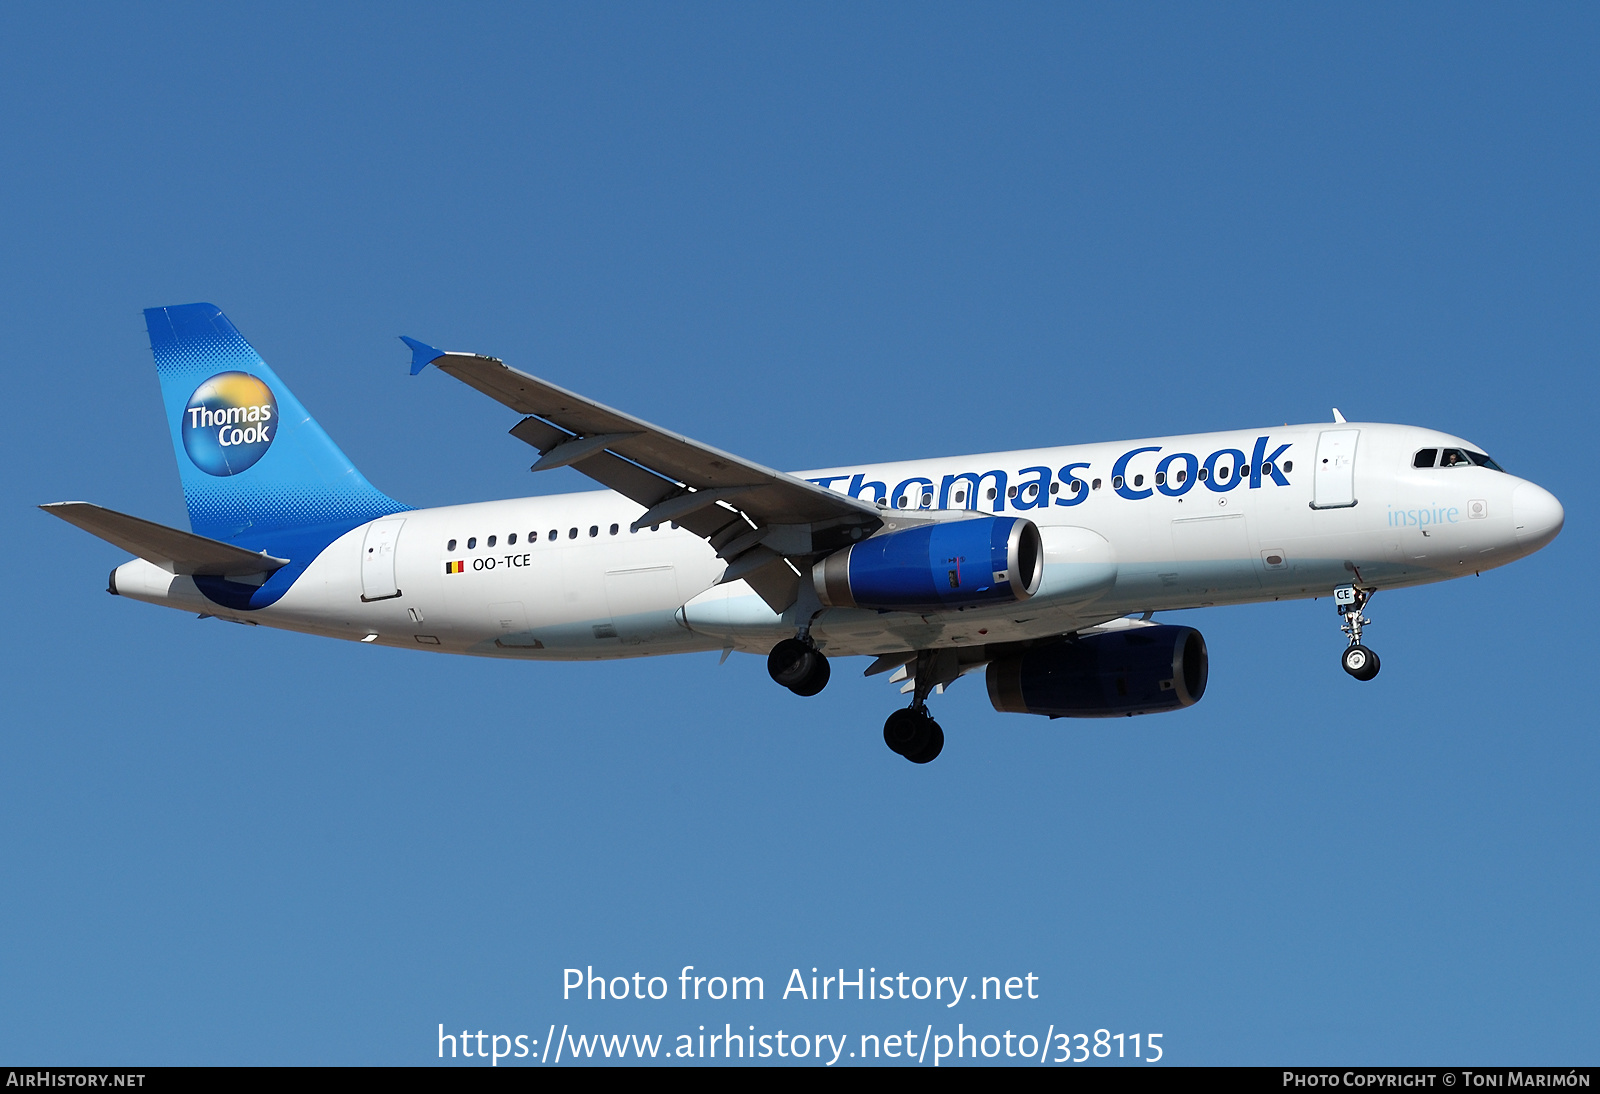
(145, 303, 407, 544)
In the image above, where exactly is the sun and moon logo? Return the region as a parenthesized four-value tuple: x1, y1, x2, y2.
(181, 372, 278, 477)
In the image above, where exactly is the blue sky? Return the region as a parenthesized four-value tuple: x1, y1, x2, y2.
(2, 3, 1594, 1065)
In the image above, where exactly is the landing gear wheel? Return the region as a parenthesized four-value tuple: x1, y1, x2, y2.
(767, 638, 830, 696)
(1341, 644, 1380, 681)
(883, 707, 943, 763)
(883, 708, 924, 756)
(788, 651, 830, 697)
(906, 721, 944, 764)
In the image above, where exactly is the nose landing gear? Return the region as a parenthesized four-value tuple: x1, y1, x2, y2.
(1335, 584, 1380, 681)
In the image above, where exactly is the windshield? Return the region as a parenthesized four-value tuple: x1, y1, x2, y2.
(1435, 447, 1504, 472)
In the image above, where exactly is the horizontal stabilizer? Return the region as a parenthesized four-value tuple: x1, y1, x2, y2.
(40, 502, 289, 577)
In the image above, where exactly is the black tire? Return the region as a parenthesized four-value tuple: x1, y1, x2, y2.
(1342, 644, 1380, 681)
(883, 708, 930, 757)
(905, 720, 944, 764)
(768, 638, 813, 688)
(788, 651, 831, 697)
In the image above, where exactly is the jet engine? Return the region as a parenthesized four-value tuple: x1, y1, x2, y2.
(813, 516, 1042, 612)
(986, 624, 1208, 718)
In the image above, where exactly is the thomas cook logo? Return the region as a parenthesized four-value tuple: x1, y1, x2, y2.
(182, 372, 278, 476)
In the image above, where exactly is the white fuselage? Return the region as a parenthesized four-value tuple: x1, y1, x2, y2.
(110, 422, 1563, 662)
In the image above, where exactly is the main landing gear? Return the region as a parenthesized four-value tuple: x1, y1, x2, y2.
(883, 706, 944, 764)
(1335, 584, 1380, 681)
(881, 649, 952, 764)
(768, 637, 830, 696)
(766, 638, 947, 764)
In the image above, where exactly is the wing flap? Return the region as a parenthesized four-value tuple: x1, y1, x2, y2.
(41, 502, 290, 577)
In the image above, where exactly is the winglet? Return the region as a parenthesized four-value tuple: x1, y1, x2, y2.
(400, 336, 445, 376)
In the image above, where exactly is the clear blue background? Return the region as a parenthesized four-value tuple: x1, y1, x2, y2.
(2, 2, 1594, 1066)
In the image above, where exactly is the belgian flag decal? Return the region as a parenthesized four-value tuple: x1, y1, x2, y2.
(444, 560, 464, 575)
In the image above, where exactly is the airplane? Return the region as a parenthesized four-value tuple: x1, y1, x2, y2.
(43, 303, 1565, 764)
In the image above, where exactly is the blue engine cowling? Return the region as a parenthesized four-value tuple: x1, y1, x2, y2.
(812, 516, 1042, 612)
(986, 625, 1208, 718)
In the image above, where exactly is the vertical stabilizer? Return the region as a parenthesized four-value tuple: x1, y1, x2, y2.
(145, 303, 407, 543)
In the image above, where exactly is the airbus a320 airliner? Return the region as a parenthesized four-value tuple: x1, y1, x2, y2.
(45, 304, 1565, 763)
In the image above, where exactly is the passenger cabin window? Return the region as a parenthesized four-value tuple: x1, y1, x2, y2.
(487, 535, 497, 547)
(589, 525, 599, 537)
(568, 527, 578, 539)
(529, 531, 538, 542)
(609, 523, 619, 535)
(447, 539, 457, 551)
(549, 529, 557, 541)
(1414, 448, 1438, 468)
(467, 537, 477, 549)
(508, 533, 517, 545)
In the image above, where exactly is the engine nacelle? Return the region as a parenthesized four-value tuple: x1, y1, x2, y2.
(986, 624, 1208, 718)
(813, 516, 1042, 612)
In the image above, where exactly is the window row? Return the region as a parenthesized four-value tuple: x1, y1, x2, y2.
(900, 460, 1294, 508)
(445, 521, 676, 552)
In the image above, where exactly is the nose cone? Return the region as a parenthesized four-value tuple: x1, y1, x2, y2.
(1512, 481, 1564, 552)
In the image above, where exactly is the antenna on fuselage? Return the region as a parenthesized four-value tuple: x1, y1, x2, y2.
(1332, 408, 1348, 423)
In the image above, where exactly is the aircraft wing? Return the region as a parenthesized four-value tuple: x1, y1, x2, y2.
(40, 502, 289, 577)
(402, 337, 884, 613)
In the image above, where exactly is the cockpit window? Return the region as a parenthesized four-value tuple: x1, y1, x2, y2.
(1416, 446, 1504, 472)
(1434, 447, 1504, 472)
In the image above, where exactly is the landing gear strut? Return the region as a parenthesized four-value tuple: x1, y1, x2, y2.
(881, 650, 950, 763)
(1335, 584, 1380, 681)
(768, 637, 830, 696)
